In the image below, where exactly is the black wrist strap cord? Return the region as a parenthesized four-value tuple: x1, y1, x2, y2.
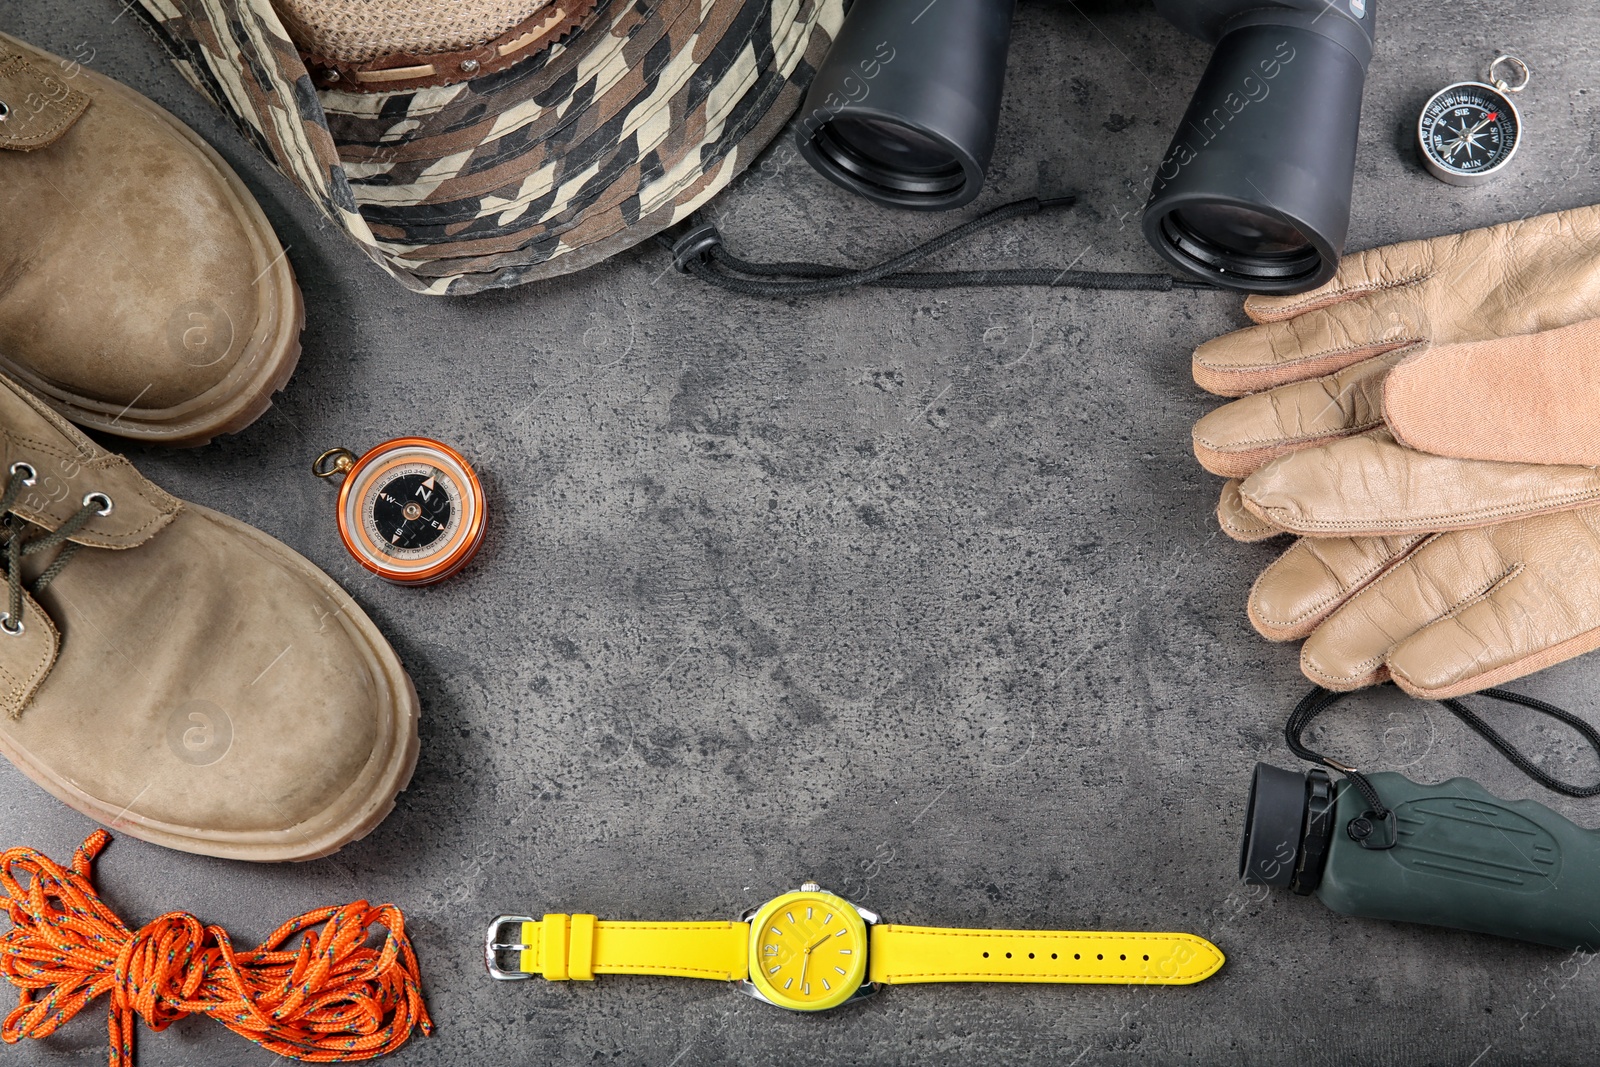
(657, 197, 1219, 298)
(1285, 685, 1600, 847)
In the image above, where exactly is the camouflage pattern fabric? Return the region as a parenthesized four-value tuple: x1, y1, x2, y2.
(133, 0, 843, 295)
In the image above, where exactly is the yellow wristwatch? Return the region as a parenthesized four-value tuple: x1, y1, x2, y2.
(486, 882, 1223, 1010)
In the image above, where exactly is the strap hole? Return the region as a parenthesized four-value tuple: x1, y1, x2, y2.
(1143, 955, 1149, 961)
(982, 952, 988, 958)
(1073, 954, 1080, 960)
(1051, 953, 1058, 959)
(1119, 954, 1126, 960)
(1096, 954, 1103, 960)
(1004, 952, 1011, 958)
(1028, 952, 1035, 959)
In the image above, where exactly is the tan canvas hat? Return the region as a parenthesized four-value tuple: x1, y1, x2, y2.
(133, 0, 843, 295)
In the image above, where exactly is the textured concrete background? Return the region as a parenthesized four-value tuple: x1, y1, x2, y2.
(3, 1, 1600, 1064)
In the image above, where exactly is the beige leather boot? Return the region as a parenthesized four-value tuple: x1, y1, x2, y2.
(0, 370, 416, 860)
(0, 32, 302, 446)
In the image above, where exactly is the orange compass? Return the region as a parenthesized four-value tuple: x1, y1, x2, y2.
(313, 437, 486, 585)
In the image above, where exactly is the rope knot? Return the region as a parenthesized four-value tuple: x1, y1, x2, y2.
(112, 912, 211, 1032)
(0, 832, 430, 1065)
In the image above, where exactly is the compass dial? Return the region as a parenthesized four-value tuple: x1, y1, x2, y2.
(368, 464, 457, 556)
(334, 438, 486, 584)
(1418, 83, 1520, 185)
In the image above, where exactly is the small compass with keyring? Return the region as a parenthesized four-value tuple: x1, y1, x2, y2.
(313, 437, 486, 585)
(1417, 54, 1530, 186)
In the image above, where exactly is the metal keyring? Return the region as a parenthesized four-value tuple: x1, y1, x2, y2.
(313, 447, 359, 480)
(1489, 54, 1531, 94)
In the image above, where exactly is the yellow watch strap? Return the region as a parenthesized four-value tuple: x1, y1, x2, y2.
(867, 925, 1223, 985)
(518, 914, 750, 981)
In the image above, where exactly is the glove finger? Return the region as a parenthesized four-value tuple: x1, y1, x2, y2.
(1241, 238, 1437, 324)
(1385, 319, 1600, 467)
(1382, 509, 1600, 699)
(1239, 430, 1600, 537)
(1192, 350, 1402, 478)
(1248, 532, 1429, 642)
(1297, 525, 1509, 691)
(1218, 480, 1285, 542)
(1192, 288, 1426, 397)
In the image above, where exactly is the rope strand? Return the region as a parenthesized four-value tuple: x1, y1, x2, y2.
(0, 831, 431, 1066)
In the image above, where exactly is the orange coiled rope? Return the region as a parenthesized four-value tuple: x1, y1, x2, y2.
(0, 830, 432, 1065)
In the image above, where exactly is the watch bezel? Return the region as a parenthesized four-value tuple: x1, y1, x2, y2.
(736, 886, 880, 1011)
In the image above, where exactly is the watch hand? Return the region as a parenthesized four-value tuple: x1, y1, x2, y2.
(796, 933, 831, 989)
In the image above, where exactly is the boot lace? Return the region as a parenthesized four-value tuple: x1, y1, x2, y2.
(0, 462, 112, 637)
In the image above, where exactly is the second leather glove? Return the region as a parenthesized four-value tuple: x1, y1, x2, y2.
(1246, 508, 1600, 699)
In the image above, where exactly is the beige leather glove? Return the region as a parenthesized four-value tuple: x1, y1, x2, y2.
(1191, 205, 1600, 697)
(1193, 204, 1600, 400)
(1245, 508, 1600, 700)
(1192, 203, 1600, 536)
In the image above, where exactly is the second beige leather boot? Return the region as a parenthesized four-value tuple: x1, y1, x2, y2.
(0, 32, 302, 446)
(0, 370, 416, 860)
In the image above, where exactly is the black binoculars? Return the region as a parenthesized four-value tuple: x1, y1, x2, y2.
(795, 0, 1378, 293)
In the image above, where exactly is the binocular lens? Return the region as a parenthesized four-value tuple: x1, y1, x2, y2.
(1143, 15, 1374, 292)
(1160, 203, 1323, 281)
(1171, 204, 1310, 257)
(814, 116, 967, 196)
(795, 0, 1016, 211)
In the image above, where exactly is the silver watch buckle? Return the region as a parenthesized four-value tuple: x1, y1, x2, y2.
(485, 915, 539, 980)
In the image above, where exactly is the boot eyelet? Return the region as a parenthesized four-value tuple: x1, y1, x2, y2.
(83, 492, 113, 516)
(0, 614, 23, 637)
(0, 101, 9, 122)
(8, 462, 36, 486)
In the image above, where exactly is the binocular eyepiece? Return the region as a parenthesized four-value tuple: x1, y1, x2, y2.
(796, 0, 1378, 293)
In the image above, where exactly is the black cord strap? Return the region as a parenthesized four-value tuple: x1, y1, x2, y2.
(1285, 687, 1392, 820)
(658, 197, 1218, 298)
(1438, 689, 1600, 798)
(1286, 685, 1600, 844)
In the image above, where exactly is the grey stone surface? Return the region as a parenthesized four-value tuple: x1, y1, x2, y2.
(2, 1, 1600, 1063)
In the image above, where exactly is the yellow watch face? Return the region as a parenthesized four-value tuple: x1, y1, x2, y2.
(747, 890, 868, 1011)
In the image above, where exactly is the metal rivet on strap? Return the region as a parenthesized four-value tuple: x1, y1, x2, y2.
(83, 492, 113, 516)
(0, 613, 23, 637)
(460, 59, 480, 73)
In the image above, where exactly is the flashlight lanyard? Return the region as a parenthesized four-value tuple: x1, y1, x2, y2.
(660, 197, 1219, 298)
(1285, 686, 1600, 850)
